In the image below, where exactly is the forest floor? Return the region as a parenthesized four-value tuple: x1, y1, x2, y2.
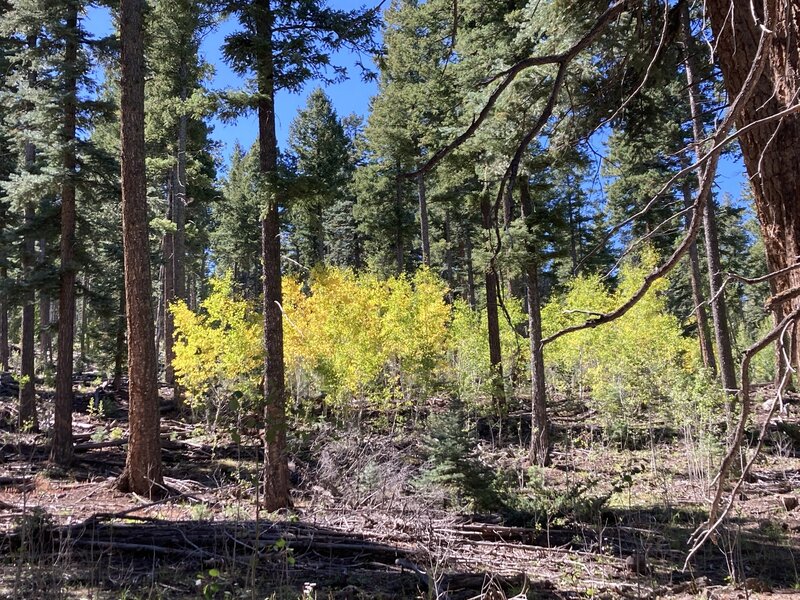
(0, 377, 798, 599)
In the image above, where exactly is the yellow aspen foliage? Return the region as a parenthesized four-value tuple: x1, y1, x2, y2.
(171, 275, 263, 410)
(449, 297, 528, 411)
(542, 248, 721, 432)
(171, 267, 451, 414)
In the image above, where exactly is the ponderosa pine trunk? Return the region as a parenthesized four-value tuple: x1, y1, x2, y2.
(117, 0, 164, 498)
(255, 0, 290, 511)
(52, 0, 79, 465)
(19, 199, 37, 431)
(707, 0, 800, 374)
(682, 2, 738, 413)
(519, 178, 549, 465)
(480, 192, 504, 410)
(0, 266, 8, 372)
(417, 172, 430, 267)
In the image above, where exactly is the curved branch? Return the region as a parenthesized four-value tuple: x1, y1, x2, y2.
(541, 11, 775, 348)
(683, 305, 800, 570)
(405, 0, 628, 178)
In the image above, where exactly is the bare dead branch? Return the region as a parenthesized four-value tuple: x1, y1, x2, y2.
(727, 259, 800, 285)
(541, 7, 775, 348)
(683, 307, 799, 570)
(766, 285, 800, 311)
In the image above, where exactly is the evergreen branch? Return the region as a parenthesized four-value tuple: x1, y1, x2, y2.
(541, 6, 775, 348)
(404, 0, 628, 179)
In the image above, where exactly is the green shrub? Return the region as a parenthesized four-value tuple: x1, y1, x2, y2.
(418, 398, 501, 511)
(542, 248, 723, 436)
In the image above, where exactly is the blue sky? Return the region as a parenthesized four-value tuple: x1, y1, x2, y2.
(84, 1, 378, 174)
(84, 2, 746, 200)
(199, 1, 379, 167)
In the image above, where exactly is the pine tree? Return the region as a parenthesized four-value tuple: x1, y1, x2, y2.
(355, 0, 458, 272)
(52, 0, 80, 465)
(117, 0, 164, 498)
(0, 3, 16, 374)
(222, 0, 379, 510)
(145, 0, 216, 392)
(325, 114, 364, 269)
(707, 0, 800, 375)
(0, 21, 47, 431)
(286, 88, 350, 268)
(213, 143, 263, 295)
(680, 4, 736, 406)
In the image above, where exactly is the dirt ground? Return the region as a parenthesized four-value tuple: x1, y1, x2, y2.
(0, 380, 798, 599)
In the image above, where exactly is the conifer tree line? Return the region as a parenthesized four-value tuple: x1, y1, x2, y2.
(0, 0, 797, 508)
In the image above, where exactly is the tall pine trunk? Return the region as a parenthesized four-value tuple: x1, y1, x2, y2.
(417, 172, 430, 266)
(480, 193, 504, 411)
(520, 178, 549, 465)
(52, 1, 79, 465)
(0, 266, 8, 372)
(117, 0, 164, 498)
(682, 3, 737, 409)
(255, 0, 290, 511)
(707, 0, 800, 374)
(680, 173, 717, 375)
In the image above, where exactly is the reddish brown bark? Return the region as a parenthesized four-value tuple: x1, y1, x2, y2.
(255, 1, 290, 511)
(52, 0, 79, 466)
(116, 0, 164, 498)
(707, 0, 800, 371)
